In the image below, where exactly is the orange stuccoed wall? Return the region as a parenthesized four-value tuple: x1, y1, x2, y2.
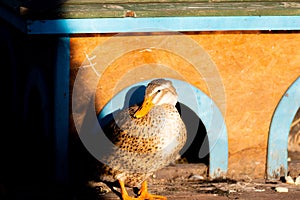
(70, 31, 300, 179)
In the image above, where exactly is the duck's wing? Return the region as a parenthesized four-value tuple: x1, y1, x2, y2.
(102, 105, 139, 144)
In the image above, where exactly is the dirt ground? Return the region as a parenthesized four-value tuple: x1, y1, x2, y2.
(1, 164, 299, 200)
(75, 163, 300, 200)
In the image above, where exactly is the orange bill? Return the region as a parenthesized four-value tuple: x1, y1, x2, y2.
(134, 97, 154, 118)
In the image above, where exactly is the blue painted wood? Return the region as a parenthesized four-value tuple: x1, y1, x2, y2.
(0, 4, 27, 33)
(267, 77, 300, 180)
(54, 36, 70, 183)
(27, 16, 300, 34)
(99, 78, 228, 179)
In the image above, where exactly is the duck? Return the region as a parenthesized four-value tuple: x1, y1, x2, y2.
(99, 78, 187, 200)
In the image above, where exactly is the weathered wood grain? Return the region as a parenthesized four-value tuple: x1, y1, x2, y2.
(1, 0, 300, 19)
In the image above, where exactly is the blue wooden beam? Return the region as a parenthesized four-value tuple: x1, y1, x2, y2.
(54, 36, 70, 183)
(27, 16, 300, 34)
(266, 77, 300, 180)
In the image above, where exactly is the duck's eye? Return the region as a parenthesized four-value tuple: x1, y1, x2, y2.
(157, 89, 161, 93)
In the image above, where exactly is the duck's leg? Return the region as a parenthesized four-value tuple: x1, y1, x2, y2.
(119, 179, 136, 200)
(137, 181, 167, 200)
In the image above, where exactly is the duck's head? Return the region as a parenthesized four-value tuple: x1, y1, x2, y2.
(134, 79, 178, 118)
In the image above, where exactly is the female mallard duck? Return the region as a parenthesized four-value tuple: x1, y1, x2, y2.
(99, 79, 187, 200)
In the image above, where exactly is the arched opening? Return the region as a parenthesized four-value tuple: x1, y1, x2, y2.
(266, 77, 300, 180)
(70, 78, 227, 199)
(98, 78, 228, 179)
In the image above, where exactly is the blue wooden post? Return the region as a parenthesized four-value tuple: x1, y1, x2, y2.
(54, 36, 70, 183)
(267, 77, 300, 180)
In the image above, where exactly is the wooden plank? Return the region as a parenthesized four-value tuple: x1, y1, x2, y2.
(15, 1, 300, 19)
(64, 0, 300, 3)
(2, 0, 300, 19)
(67, 0, 210, 3)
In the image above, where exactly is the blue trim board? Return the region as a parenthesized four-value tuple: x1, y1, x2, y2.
(0, 5, 27, 33)
(267, 77, 300, 180)
(54, 36, 70, 183)
(99, 79, 228, 179)
(27, 16, 300, 34)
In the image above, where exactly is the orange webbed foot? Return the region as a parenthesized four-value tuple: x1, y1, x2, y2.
(137, 181, 167, 200)
(118, 180, 167, 200)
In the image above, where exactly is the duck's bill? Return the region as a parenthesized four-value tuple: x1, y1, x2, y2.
(134, 97, 154, 118)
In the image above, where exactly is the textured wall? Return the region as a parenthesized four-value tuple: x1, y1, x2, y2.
(70, 32, 300, 179)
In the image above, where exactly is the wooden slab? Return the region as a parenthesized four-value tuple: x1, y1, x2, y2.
(1, 0, 300, 19)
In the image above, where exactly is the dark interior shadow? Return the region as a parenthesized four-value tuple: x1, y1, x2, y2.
(176, 102, 209, 165)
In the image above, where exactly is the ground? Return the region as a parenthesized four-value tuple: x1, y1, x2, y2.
(1, 164, 299, 200)
(76, 163, 300, 200)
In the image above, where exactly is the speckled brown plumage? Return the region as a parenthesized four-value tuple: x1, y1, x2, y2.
(98, 79, 187, 199)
